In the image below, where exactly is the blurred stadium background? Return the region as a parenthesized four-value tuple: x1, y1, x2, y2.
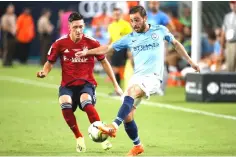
(1, 1, 236, 156)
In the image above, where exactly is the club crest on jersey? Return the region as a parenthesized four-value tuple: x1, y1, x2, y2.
(151, 33, 158, 40)
(64, 49, 70, 53)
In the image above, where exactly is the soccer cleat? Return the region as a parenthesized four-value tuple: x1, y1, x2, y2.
(126, 144, 144, 156)
(98, 124, 117, 137)
(76, 137, 86, 152)
(101, 140, 112, 150)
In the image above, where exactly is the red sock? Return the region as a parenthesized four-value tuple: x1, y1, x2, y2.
(83, 104, 100, 123)
(62, 108, 83, 138)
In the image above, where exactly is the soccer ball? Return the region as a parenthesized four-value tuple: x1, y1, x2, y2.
(88, 121, 108, 143)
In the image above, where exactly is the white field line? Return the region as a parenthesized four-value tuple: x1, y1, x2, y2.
(1, 76, 236, 121)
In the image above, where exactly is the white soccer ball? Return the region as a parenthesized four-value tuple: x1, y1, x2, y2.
(88, 121, 108, 143)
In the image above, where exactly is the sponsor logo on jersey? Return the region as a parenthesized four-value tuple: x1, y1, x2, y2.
(63, 56, 88, 63)
(132, 43, 159, 52)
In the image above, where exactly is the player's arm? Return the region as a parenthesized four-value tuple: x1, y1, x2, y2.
(37, 42, 60, 78)
(100, 57, 123, 96)
(171, 39, 200, 72)
(76, 35, 129, 57)
(37, 61, 54, 78)
(75, 45, 115, 57)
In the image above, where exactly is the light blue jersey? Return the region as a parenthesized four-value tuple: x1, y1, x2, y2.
(112, 24, 175, 81)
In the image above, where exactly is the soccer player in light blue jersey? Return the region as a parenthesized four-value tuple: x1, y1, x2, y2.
(76, 6, 200, 156)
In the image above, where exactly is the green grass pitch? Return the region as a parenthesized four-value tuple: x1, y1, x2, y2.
(0, 64, 236, 156)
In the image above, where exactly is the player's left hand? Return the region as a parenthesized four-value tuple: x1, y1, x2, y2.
(115, 86, 123, 96)
(190, 62, 200, 73)
(75, 49, 87, 57)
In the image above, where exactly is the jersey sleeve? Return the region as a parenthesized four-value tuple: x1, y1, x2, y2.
(47, 41, 60, 63)
(92, 39, 106, 61)
(160, 25, 175, 43)
(112, 35, 129, 52)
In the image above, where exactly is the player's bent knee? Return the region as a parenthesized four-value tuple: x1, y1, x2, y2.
(127, 85, 143, 98)
(80, 93, 92, 102)
(59, 95, 72, 104)
(80, 93, 93, 109)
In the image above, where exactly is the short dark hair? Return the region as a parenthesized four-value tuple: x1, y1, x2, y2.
(113, 7, 121, 12)
(129, 6, 146, 17)
(41, 8, 50, 15)
(68, 12, 83, 22)
(207, 29, 217, 41)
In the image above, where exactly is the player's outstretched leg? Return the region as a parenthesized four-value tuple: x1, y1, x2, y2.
(99, 84, 144, 137)
(83, 104, 112, 150)
(124, 120, 144, 156)
(98, 95, 134, 137)
(61, 103, 86, 152)
(81, 94, 112, 150)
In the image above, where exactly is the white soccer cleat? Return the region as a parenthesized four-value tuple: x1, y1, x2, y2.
(76, 137, 86, 152)
(101, 140, 112, 150)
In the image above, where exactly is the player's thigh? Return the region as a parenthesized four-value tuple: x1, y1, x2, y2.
(130, 74, 161, 98)
(59, 95, 73, 104)
(58, 86, 73, 104)
(78, 83, 96, 109)
(126, 84, 145, 99)
(80, 93, 92, 103)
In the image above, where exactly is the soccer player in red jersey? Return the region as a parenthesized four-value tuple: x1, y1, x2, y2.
(36, 12, 123, 152)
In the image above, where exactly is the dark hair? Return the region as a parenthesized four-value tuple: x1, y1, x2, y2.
(68, 12, 83, 22)
(41, 8, 50, 15)
(207, 29, 217, 41)
(129, 5, 146, 17)
(113, 7, 121, 12)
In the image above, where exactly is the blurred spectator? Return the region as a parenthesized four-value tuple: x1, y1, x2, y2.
(147, 1, 175, 32)
(215, 27, 222, 42)
(37, 8, 54, 65)
(165, 49, 181, 72)
(93, 27, 109, 45)
(182, 26, 191, 55)
(123, 1, 139, 22)
(91, 4, 113, 29)
(179, 7, 191, 27)
(201, 26, 215, 58)
(166, 9, 183, 33)
(59, 7, 73, 37)
(16, 8, 35, 64)
(56, 9, 64, 38)
(221, 1, 236, 72)
(199, 29, 223, 72)
(1, 4, 16, 66)
(107, 7, 132, 95)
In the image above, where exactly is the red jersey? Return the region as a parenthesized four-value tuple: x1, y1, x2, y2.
(47, 34, 105, 87)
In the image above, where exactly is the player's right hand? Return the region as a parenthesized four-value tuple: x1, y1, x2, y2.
(190, 62, 200, 73)
(115, 86, 123, 96)
(37, 70, 46, 78)
(75, 49, 88, 57)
